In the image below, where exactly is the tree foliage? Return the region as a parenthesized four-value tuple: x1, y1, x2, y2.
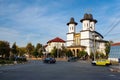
(36, 43, 43, 57)
(51, 47, 57, 57)
(0, 41, 10, 59)
(77, 50, 88, 59)
(26, 43, 34, 57)
(11, 42, 18, 56)
(18, 47, 27, 56)
(66, 49, 73, 57)
(105, 41, 113, 58)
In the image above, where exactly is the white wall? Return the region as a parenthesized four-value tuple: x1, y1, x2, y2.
(82, 20, 90, 30)
(80, 31, 90, 39)
(46, 42, 65, 53)
(66, 33, 74, 46)
(68, 24, 76, 33)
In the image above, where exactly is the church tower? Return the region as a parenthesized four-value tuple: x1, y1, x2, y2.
(66, 17, 78, 46)
(80, 13, 97, 55)
(80, 13, 97, 31)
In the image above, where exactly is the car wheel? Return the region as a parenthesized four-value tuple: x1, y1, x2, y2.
(92, 63, 96, 66)
(106, 64, 110, 66)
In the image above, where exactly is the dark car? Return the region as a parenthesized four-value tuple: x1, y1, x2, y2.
(43, 57, 56, 64)
(68, 57, 78, 62)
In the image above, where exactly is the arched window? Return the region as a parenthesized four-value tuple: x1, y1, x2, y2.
(87, 23, 88, 27)
(72, 26, 73, 30)
(84, 23, 86, 27)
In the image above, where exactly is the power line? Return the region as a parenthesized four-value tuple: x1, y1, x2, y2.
(104, 19, 120, 37)
(105, 32, 120, 36)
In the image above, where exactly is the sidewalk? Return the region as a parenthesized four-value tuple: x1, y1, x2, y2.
(110, 63, 120, 72)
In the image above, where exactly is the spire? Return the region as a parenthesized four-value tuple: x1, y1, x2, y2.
(67, 17, 78, 25)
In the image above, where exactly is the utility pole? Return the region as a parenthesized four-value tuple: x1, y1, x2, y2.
(93, 32, 96, 60)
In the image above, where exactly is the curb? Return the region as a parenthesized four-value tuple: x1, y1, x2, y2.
(110, 67, 120, 72)
(110, 66, 120, 72)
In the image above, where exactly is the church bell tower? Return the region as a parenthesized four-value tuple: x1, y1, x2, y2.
(66, 17, 78, 46)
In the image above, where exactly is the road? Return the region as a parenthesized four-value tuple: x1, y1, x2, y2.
(0, 60, 120, 80)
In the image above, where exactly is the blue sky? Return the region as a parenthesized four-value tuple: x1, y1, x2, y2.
(0, 0, 120, 47)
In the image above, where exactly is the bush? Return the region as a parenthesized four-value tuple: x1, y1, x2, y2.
(0, 60, 13, 64)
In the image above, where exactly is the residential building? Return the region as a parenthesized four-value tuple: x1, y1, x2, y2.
(45, 37, 65, 53)
(109, 42, 120, 62)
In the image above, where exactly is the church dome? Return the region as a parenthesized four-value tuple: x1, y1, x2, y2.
(80, 13, 97, 23)
(67, 17, 78, 25)
(88, 14, 93, 20)
(84, 13, 89, 19)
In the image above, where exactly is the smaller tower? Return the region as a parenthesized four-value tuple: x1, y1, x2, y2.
(80, 13, 97, 31)
(67, 17, 78, 33)
(66, 17, 78, 46)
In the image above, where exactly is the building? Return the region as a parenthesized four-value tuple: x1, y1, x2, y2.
(66, 13, 107, 56)
(109, 42, 120, 62)
(45, 37, 65, 53)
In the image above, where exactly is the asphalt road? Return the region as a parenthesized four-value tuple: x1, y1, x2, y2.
(0, 60, 120, 80)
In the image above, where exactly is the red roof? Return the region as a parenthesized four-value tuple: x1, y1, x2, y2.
(111, 42, 120, 46)
(47, 37, 65, 43)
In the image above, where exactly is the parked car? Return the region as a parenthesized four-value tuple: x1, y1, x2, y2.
(43, 57, 56, 64)
(91, 59, 111, 66)
(68, 57, 78, 62)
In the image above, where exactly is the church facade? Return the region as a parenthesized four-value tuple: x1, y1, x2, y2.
(66, 13, 108, 56)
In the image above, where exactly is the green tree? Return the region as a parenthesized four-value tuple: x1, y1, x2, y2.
(0, 41, 10, 59)
(26, 43, 34, 57)
(51, 47, 57, 57)
(77, 50, 88, 59)
(11, 42, 18, 56)
(66, 49, 73, 57)
(33, 49, 39, 58)
(18, 47, 27, 56)
(36, 43, 43, 57)
(105, 41, 113, 58)
(61, 46, 67, 58)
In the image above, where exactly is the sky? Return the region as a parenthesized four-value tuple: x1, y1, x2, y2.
(0, 0, 120, 47)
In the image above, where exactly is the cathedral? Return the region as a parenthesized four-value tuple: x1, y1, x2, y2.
(66, 13, 107, 56)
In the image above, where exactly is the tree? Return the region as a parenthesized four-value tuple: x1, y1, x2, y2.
(51, 47, 57, 57)
(0, 41, 10, 59)
(77, 50, 88, 59)
(33, 49, 39, 58)
(36, 43, 43, 57)
(66, 50, 73, 57)
(11, 42, 18, 56)
(36, 43, 42, 50)
(61, 46, 67, 58)
(105, 41, 113, 58)
(18, 47, 27, 56)
(26, 43, 34, 57)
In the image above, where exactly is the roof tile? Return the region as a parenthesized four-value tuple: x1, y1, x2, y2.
(47, 37, 65, 43)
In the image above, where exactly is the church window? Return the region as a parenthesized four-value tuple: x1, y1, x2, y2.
(72, 27, 73, 30)
(84, 23, 86, 27)
(87, 23, 88, 27)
